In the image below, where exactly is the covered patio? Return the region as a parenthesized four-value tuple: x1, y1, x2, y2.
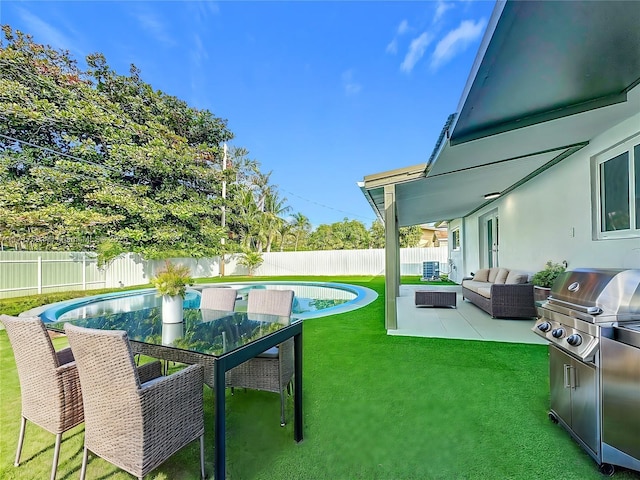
(393, 284, 547, 345)
(359, 0, 640, 331)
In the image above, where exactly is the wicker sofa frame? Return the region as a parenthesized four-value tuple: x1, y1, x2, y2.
(462, 279, 537, 319)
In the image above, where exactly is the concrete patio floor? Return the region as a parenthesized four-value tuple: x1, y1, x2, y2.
(390, 284, 548, 345)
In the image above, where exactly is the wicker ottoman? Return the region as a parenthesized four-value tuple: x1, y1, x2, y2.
(415, 290, 457, 308)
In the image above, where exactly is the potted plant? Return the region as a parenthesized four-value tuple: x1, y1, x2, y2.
(532, 261, 566, 302)
(151, 261, 193, 323)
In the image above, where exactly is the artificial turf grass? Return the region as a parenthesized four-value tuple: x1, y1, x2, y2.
(224, 278, 640, 480)
(2, 276, 640, 479)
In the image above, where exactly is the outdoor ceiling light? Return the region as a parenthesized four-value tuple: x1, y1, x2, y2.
(484, 192, 501, 200)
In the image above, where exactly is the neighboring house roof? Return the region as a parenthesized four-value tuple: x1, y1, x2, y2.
(360, 0, 640, 227)
(418, 226, 448, 248)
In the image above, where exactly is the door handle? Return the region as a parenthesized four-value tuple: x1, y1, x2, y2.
(563, 364, 573, 389)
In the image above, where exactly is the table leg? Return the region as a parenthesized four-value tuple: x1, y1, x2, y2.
(294, 330, 303, 442)
(214, 358, 226, 480)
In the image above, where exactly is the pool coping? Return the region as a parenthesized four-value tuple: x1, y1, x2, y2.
(21, 281, 378, 322)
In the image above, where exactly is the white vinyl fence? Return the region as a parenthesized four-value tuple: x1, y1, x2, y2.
(0, 251, 106, 298)
(0, 246, 448, 299)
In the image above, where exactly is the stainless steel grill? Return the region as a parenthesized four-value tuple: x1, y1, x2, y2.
(532, 268, 640, 476)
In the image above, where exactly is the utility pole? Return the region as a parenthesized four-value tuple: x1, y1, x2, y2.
(220, 143, 227, 276)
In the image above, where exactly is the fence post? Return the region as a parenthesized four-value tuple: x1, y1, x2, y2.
(37, 256, 42, 294)
(82, 254, 87, 290)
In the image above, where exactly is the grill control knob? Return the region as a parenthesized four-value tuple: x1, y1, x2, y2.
(537, 322, 552, 333)
(552, 328, 565, 338)
(567, 334, 583, 346)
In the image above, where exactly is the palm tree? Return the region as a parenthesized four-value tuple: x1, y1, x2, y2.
(237, 251, 264, 276)
(290, 212, 311, 251)
(262, 190, 290, 252)
(235, 188, 260, 250)
(277, 222, 293, 251)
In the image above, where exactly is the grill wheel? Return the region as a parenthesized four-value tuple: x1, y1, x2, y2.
(599, 463, 615, 476)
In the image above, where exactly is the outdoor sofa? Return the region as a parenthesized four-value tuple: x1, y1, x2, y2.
(462, 267, 537, 318)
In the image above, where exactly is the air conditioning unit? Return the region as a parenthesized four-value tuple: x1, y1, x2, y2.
(421, 261, 440, 281)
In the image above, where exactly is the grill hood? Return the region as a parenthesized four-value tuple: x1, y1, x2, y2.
(548, 268, 640, 321)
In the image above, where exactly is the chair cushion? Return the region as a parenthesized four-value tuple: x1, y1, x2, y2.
(487, 268, 501, 283)
(141, 376, 165, 388)
(506, 271, 529, 284)
(494, 268, 510, 284)
(473, 269, 489, 282)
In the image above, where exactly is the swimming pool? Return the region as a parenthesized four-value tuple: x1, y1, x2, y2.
(35, 281, 377, 323)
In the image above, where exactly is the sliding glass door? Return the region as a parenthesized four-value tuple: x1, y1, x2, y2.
(481, 210, 499, 268)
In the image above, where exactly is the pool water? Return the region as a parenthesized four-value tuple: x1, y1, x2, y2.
(40, 282, 376, 323)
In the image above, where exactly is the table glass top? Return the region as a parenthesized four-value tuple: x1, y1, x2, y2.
(47, 308, 293, 357)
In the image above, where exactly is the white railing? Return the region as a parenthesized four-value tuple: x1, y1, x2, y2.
(0, 246, 449, 299)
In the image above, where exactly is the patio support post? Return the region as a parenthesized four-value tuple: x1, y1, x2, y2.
(384, 184, 400, 330)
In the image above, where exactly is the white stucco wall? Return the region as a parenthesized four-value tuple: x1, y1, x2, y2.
(447, 218, 464, 282)
(456, 109, 640, 278)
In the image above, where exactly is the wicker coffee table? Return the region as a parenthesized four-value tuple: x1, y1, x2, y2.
(415, 290, 457, 308)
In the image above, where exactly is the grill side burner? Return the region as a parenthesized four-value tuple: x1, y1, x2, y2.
(532, 268, 640, 476)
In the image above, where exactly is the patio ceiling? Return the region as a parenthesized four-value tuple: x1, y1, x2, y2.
(360, 0, 640, 228)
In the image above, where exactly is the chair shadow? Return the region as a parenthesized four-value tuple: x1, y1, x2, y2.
(15, 427, 84, 479)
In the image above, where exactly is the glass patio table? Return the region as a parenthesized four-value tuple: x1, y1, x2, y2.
(47, 307, 304, 480)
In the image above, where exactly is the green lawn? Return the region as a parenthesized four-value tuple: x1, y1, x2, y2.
(1, 276, 639, 479)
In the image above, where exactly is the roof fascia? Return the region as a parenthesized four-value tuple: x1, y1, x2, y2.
(450, 91, 628, 146)
(363, 163, 426, 189)
(358, 182, 384, 223)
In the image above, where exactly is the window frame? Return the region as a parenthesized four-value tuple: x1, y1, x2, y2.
(594, 134, 639, 240)
(451, 228, 461, 251)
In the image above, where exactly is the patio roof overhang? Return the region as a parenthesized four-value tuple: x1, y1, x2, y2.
(360, 0, 640, 228)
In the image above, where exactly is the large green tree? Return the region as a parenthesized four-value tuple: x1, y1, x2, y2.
(0, 26, 254, 261)
(308, 218, 371, 250)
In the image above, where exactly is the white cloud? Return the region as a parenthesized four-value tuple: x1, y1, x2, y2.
(386, 38, 398, 54)
(430, 18, 486, 70)
(386, 19, 409, 55)
(433, 1, 455, 24)
(342, 69, 362, 96)
(400, 32, 434, 73)
(189, 1, 221, 24)
(16, 8, 74, 51)
(397, 19, 409, 35)
(132, 9, 175, 46)
(190, 33, 208, 69)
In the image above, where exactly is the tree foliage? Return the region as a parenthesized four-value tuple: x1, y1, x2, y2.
(0, 26, 284, 262)
(0, 26, 436, 260)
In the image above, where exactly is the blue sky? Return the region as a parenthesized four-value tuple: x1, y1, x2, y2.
(1, 0, 495, 227)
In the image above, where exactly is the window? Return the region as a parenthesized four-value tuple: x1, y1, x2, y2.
(452, 229, 461, 250)
(595, 136, 639, 238)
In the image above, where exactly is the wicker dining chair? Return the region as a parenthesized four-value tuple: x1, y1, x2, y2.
(0, 314, 84, 480)
(226, 289, 295, 426)
(64, 323, 205, 480)
(199, 287, 237, 311)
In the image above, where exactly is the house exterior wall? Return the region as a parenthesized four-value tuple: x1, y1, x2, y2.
(447, 218, 464, 283)
(454, 110, 640, 280)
